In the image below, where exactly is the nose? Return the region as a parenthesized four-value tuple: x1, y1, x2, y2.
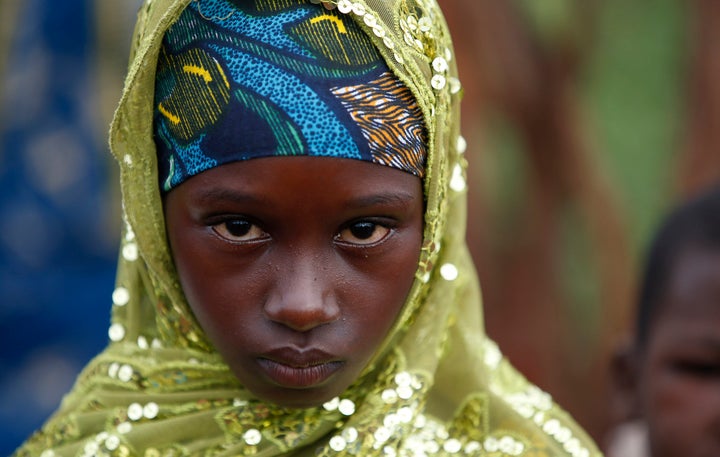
(263, 258, 340, 332)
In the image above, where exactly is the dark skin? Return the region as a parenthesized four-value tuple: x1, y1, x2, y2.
(164, 157, 424, 408)
(611, 248, 720, 457)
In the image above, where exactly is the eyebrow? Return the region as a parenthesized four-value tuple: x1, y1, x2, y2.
(192, 188, 418, 208)
(193, 188, 265, 206)
(343, 192, 418, 208)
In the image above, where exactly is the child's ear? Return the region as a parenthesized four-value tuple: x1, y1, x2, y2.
(608, 338, 643, 424)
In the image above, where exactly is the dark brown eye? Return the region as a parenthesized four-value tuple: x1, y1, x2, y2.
(212, 219, 268, 242)
(336, 221, 391, 246)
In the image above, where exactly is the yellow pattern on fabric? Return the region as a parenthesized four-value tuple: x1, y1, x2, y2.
(13, 0, 604, 456)
(156, 46, 232, 142)
(293, 8, 379, 66)
(310, 14, 348, 34)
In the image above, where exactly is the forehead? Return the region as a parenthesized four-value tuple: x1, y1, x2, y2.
(651, 248, 720, 335)
(170, 156, 424, 201)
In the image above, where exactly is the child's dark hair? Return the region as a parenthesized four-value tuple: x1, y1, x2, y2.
(635, 185, 720, 347)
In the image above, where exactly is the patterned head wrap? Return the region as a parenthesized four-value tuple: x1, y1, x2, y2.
(154, 0, 427, 191)
(15, 0, 603, 456)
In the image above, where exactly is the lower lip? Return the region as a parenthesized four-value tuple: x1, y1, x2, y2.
(257, 359, 344, 388)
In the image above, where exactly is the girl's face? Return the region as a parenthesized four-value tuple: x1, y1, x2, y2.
(164, 157, 424, 408)
(638, 248, 720, 457)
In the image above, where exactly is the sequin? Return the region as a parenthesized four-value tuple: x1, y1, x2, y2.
(403, 32, 415, 47)
(137, 336, 149, 349)
(397, 406, 414, 423)
(443, 438, 462, 453)
(431, 74, 446, 90)
(544, 419, 560, 435)
(363, 13, 377, 27)
(329, 436, 347, 451)
(499, 437, 518, 454)
(383, 36, 395, 49)
(383, 446, 397, 457)
(323, 397, 340, 411)
(464, 441, 481, 453)
(406, 15, 418, 31)
(484, 341, 502, 368)
(381, 388, 398, 404)
(145, 449, 161, 457)
(108, 323, 126, 342)
(424, 440, 440, 454)
(342, 427, 358, 443)
(383, 413, 400, 428)
(396, 385, 413, 400)
(373, 26, 386, 38)
(40, 451, 56, 457)
(432, 57, 448, 73)
(128, 403, 144, 421)
(449, 77, 462, 95)
(108, 362, 120, 378)
(337, 0, 352, 14)
(440, 263, 458, 281)
(118, 364, 134, 382)
(484, 437, 498, 452)
(112, 287, 130, 306)
(394, 372, 412, 387)
(374, 426, 391, 444)
(123, 154, 133, 167)
(450, 164, 466, 192)
(105, 435, 120, 451)
(352, 2, 365, 16)
(124, 226, 135, 241)
(418, 16, 432, 32)
(517, 405, 534, 418)
(338, 399, 356, 416)
(144, 402, 159, 419)
(556, 426, 572, 443)
(243, 428, 262, 446)
(83, 441, 99, 454)
(122, 243, 138, 261)
(117, 422, 132, 434)
(456, 135, 467, 154)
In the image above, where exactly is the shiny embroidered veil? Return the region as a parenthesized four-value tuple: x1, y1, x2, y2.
(15, 0, 602, 456)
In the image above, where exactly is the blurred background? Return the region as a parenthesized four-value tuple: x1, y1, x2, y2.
(1, 0, 718, 455)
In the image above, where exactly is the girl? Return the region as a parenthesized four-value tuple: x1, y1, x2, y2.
(15, 0, 601, 455)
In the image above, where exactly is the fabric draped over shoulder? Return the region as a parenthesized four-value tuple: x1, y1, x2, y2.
(14, 1, 603, 456)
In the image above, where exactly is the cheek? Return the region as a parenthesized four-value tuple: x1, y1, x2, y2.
(353, 236, 421, 327)
(167, 230, 267, 342)
(642, 364, 720, 456)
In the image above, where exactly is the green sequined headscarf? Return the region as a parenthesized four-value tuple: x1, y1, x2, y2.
(15, 1, 603, 456)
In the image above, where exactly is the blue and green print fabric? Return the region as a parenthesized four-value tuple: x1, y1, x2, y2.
(154, 0, 428, 191)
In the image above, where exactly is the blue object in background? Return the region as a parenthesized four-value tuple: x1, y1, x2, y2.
(0, 0, 121, 453)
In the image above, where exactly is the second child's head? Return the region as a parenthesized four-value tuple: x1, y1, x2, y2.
(611, 187, 720, 457)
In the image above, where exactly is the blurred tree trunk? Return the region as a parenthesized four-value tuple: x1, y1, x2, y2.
(679, 0, 720, 196)
(440, 0, 634, 443)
